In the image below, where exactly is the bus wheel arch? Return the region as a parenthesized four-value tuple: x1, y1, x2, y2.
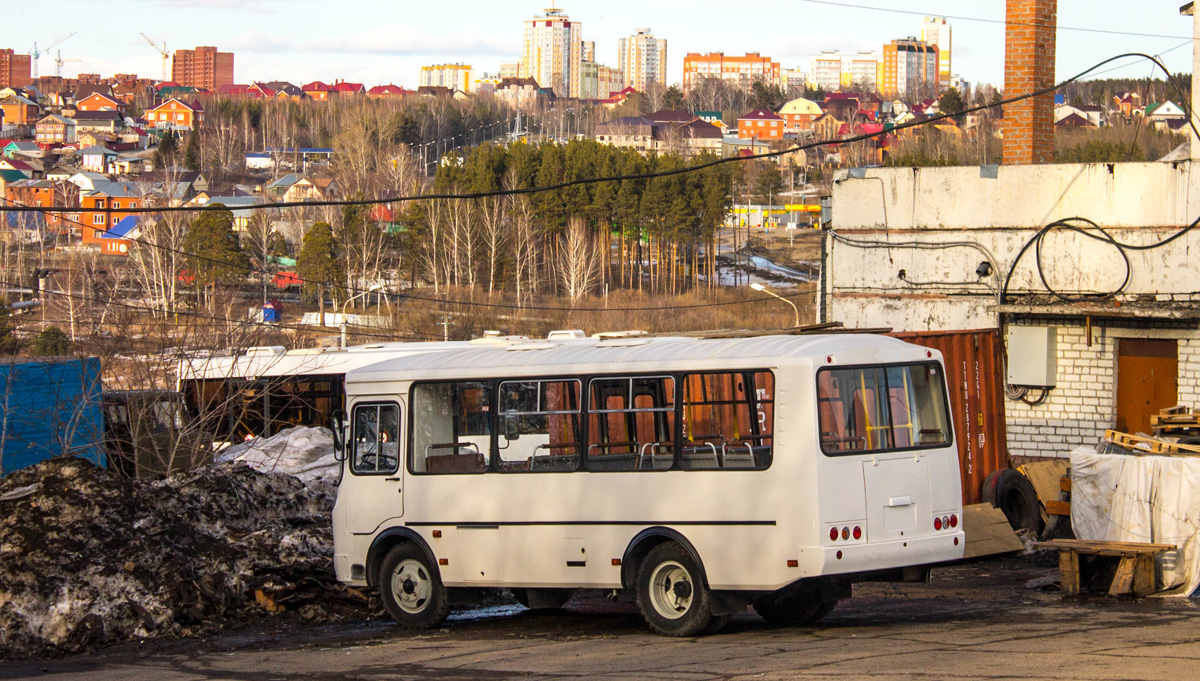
(366, 528, 437, 589)
(621, 527, 708, 592)
(378, 542, 450, 629)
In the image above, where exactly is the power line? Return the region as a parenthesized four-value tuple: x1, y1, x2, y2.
(795, 0, 1194, 41)
(1, 52, 1189, 314)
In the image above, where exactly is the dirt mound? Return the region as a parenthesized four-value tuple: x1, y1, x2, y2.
(0, 457, 369, 660)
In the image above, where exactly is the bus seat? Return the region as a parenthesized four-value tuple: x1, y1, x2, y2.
(427, 452, 486, 473)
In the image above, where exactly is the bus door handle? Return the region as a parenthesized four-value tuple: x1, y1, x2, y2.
(887, 496, 913, 507)
(385, 477, 400, 482)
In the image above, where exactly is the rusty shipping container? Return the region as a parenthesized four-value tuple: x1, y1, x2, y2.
(890, 329, 1009, 505)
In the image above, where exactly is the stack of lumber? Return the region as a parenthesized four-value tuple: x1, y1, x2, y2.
(1150, 406, 1200, 439)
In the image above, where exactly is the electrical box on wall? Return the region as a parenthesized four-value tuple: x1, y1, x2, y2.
(1006, 325, 1058, 387)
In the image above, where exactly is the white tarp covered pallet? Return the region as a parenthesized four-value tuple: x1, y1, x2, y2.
(1071, 445, 1200, 596)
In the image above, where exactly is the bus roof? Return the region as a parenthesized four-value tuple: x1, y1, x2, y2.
(178, 340, 485, 382)
(345, 334, 932, 385)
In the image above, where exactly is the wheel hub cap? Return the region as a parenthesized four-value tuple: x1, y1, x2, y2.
(391, 559, 432, 614)
(649, 561, 694, 620)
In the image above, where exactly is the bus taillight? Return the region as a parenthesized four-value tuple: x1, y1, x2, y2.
(949, 514, 958, 528)
(852, 526, 862, 540)
(933, 517, 943, 531)
(829, 527, 839, 541)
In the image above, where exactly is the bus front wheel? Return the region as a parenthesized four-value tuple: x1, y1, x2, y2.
(379, 543, 450, 629)
(636, 542, 716, 636)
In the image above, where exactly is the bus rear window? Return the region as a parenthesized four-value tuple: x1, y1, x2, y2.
(817, 363, 950, 455)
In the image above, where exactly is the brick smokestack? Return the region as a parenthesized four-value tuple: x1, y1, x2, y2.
(1003, 0, 1057, 164)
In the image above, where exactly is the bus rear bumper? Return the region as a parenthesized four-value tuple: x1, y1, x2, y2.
(803, 531, 966, 578)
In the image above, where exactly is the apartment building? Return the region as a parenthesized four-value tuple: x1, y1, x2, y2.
(171, 46, 234, 90)
(841, 51, 879, 90)
(420, 64, 473, 93)
(683, 52, 780, 93)
(878, 38, 939, 99)
(580, 61, 623, 99)
(0, 49, 32, 88)
(920, 17, 953, 90)
(521, 6, 583, 98)
(618, 28, 668, 91)
(808, 52, 842, 92)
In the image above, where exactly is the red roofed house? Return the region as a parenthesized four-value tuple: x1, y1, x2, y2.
(144, 98, 204, 129)
(367, 84, 412, 99)
(331, 81, 365, 97)
(249, 82, 277, 98)
(737, 109, 785, 140)
(76, 92, 124, 113)
(302, 81, 333, 101)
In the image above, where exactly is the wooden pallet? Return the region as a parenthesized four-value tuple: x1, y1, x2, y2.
(1104, 430, 1200, 455)
(1038, 539, 1176, 598)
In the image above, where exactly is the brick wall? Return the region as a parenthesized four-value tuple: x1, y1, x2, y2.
(1006, 324, 1200, 458)
(1003, 0, 1057, 164)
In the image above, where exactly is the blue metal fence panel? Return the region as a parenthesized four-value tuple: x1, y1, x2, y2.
(0, 357, 106, 476)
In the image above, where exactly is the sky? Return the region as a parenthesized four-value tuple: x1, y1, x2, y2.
(8, 0, 1197, 91)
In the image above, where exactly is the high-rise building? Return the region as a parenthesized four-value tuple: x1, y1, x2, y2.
(521, 5, 583, 98)
(580, 61, 623, 99)
(878, 38, 939, 99)
(581, 41, 595, 63)
(420, 64, 473, 93)
(500, 62, 523, 79)
(920, 17, 952, 89)
(807, 51, 842, 91)
(840, 51, 878, 90)
(781, 68, 807, 96)
(682, 52, 780, 93)
(170, 46, 234, 90)
(618, 28, 667, 91)
(0, 49, 32, 88)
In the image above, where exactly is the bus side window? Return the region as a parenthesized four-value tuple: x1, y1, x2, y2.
(351, 403, 400, 475)
(680, 371, 773, 470)
(410, 382, 490, 474)
(586, 376, 674, 471)
(497, 379, 581, 472)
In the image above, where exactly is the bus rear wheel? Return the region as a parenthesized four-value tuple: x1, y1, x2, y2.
(753, 590, 837, 626)
(379, 543, 450, 629)
(636, 542, 716, 637)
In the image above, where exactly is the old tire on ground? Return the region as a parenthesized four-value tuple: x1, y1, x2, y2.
(753, 586, 837, 626)
(988, 469, 1044, 537)
(379, 543, 450, 629)
(512, 588, 572, 610)
(636, 542, 715, 637)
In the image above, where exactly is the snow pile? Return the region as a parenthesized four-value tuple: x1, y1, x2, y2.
(0, 458, 369, 660)
(217, 426, 338, 483)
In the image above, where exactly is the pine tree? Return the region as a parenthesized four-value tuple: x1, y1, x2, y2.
(31, 326, 72, 357)
(181, 205, 248, 306)
(155, 130, 179, 169)
(0, 300, 18, 355)
(296, 221, 343, 301)
(184, 129, 201, 172)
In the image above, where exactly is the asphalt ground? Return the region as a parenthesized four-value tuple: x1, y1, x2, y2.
(5, 552, 1200, 681)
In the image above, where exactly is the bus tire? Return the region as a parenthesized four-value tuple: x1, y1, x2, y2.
(379, 543, 450, 629)
(753, 591, 837, 626)
(512, 588, 572, 610)
(636, 542, 715, 637)
(990, 469, 1044, 537)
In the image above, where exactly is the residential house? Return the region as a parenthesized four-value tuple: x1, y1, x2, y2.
(78, 146, 118, 173)
(0, 158, 34, 178)
(1113, 92, 1142, 117)
(66, 171, 111, 191)
(1145, 101, 1187, 132)
(493, 77, 551, 111)
(593, 112, 722, 158)
(71, 110, 124, 135)
(778, 97, 824, 133)
(600, 86, 637, 109)
(4, 178, 78, 232)
(1054, 104, 1104, 127)
(144, 98, 204, 129)
(367, 84, 412, 99)
(264, 173, 300, 197)
(812, 112, 844, 144)
(331, 81, 365, 97)
(282, 176, 337, 203)
(75, 92, 123, 113)
(737, 109, 785, 140)
(35, 114, 76, 147)
(78, 182, 143, 246)
(96, 215, 140, 255)
(0, 93, 38, 126)
(185, 194, 264, 231)
(217, 84, 263, 98)
(1055, 113, 1097, 129)
(266, 82, 305, 101)
(302, 81, 333, 101)
(3, 141, 39, 158)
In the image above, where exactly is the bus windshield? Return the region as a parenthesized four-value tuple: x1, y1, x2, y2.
(817, 363, 950, 455)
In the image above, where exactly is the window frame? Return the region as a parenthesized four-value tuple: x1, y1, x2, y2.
(678, 369, 775, 471)
(583, 373, 678, 473)
(816, 361, 953, 457)
(349, 400, 402, 476)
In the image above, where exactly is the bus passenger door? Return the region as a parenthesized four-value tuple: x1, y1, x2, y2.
(345, 401, 404, 535)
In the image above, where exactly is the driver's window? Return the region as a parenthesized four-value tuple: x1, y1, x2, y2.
(351, 403, 400, 474)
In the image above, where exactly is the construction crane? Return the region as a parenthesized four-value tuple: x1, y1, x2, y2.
(140, 33, 169, 83)
(55, 51, 81, 78)
(31, 32, 78, 80)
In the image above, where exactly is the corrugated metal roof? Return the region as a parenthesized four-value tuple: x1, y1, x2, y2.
(348, 334, 929, 384)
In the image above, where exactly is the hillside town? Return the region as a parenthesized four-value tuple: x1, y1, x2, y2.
(3, 1, 1200, 679)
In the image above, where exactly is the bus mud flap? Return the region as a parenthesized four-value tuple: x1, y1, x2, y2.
(711, 591, 757, 616)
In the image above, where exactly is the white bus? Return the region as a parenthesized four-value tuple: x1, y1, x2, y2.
(332, 333, 965, 636)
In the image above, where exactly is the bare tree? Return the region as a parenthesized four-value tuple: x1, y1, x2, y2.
(558, 216, 599, 303)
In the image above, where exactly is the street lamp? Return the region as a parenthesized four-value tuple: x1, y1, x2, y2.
(341, 284, 383, 349)
(750, 282, 800, 329)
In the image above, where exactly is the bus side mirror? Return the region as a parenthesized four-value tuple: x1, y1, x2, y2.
(330, 409, 347, 461)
